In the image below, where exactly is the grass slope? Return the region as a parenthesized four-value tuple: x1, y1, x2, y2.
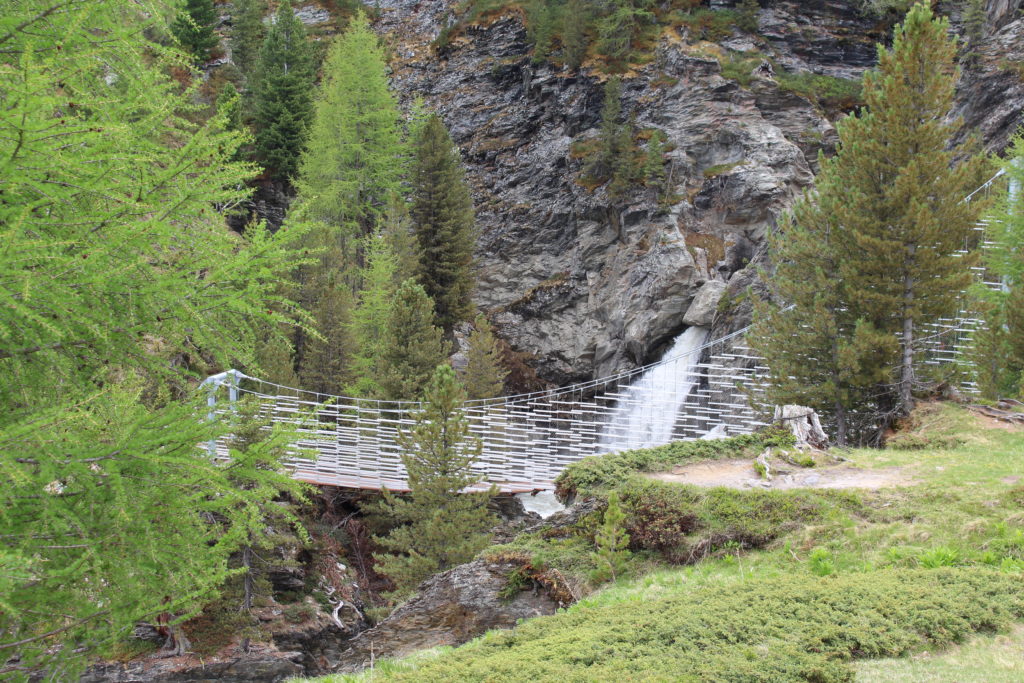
(300, 403, 1024, 682)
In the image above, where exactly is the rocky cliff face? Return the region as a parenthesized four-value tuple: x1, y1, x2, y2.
(373, 0, 1022, 385)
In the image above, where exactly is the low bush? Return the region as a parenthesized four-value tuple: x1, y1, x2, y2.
(617, 479, 860, 563)
(380, 568, 1024, 682)
(554, 428, 795, 498)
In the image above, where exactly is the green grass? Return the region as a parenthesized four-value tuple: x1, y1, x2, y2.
(854, 625, 1024, 682)
(296, 404, 1024, 682)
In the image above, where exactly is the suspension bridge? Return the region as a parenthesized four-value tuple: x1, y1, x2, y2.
(204, 173, 1008, 493)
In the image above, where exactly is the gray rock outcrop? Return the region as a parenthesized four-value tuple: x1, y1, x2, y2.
(331, 558, 559, 673)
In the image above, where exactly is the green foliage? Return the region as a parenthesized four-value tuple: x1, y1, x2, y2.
(374, 568, 1024, 681)
(918, 546, 961, 569)
(346, 230, 401, 397)
(617, 479, 858, 563)
(232, 0, 268, 79)
(775, 70, 863, 112)
(554, 428, 795, 498)
(973, 133, 1024, 398)
(0, 2, 313, 673)
(461, 315, 509, 400)
(371, 366, 496, 598)
(295, 14, 406, 238)
(597, 0, 656, 67)
(579, 78, 646, 200)
(299, 279, 356, 396)
(378, 281, 450, 401)
(963, 0, 987, 49)
(561, 0, 589, 71)
(751, 3, 991, 441)
(171, 0, 220, 65)
(411, 114, 477, 332)
(737, 0, 760, 33)
(808, 547, 836, 576)
(252, 0, 316, 179)
(589, 492, 631, 582)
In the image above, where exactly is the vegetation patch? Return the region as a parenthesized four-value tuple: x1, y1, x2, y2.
(369, 568, 1024, 681)
(554, 428, 794, 498)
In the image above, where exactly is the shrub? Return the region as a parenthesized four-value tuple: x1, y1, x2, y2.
(382, 568, 1024, 681)
(808, 547, 836, 576)
(918, 546, 961, 569)
(554, 428, 796, 498)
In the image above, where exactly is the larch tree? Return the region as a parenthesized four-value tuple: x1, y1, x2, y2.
(562, 0, 589, 71)
(295, 12, 405, 242)
(371, 365, 496, 598)
(379, 280, 450, 401)
(0, 0, 311, 674)
(346, 231, 402, 397)
(171, 0, 220, 65)
(461, 315, 509, 400)
(831, 2, 990, 416)
(411, 114, 478, 333)
(231, 0, 268, 80)
(298, 275, 356, 396)
(252, 0, 315, 180)
(596, 0, 654, 66)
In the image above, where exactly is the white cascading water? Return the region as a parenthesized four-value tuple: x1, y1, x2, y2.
(599, 326, 709, 453)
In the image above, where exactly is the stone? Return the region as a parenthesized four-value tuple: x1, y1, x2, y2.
(330, 558, 559, 673)
(80, 650, 305, 682)
(683, 280, 729, 327)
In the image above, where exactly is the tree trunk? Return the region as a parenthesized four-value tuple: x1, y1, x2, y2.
(241, 545, 254, 612)
(834, 399, 848, 448)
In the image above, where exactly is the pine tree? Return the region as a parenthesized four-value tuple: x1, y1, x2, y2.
(583, 77, 640, 200)
(216, 81, 243, 133)
(738, 0, 761, 33)
(750, 171, 897, 446)
(562, 0, 589, 71)
(371, 365, 496, 598)
(231, 0, 268, 79)
(411, 114, 478, 333)
(589, 491, 631, 583)
(527, 0, 556, 64)
(0, 0, 310, 673)
(171, 0, 220, 65)
(831, 2, 990, 416)
(379, 280, 450, 401)
(254, 326, 301, 388)
(252, 0, 315, 179)
(461, 315, 509, 400)
(346, 230, 401, 397)
(752, 3, 990, 440)
(295, 13, 405, 240)
(963, 0, 986, 50)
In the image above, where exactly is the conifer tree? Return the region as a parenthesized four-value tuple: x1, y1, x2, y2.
(252, 0, 315, 179)
(411, 114, 478, 332)
(597, 0, 654, 65)
(527, 0, 555, 63)
(231, 0, 268, 79)
(963, 0, 987, 50)
(562, 0, 589, 71)
(171, 0, 220, 65)
(346, 231, 401, 397)
(738, 0, 761, 33)
(583, 77, 640, 200)
(589, 492, 631, 583)
(216, 81, 243, 133)
(750, 172, 897, 445)
(255, 327, 301, 388)
(295, 13, 405, 240)
(371, 365, 496, 598)
(299, 279, 356, 396)
(973, 137, 1024, 397)
(461, 315, 509, 400)
(0, 0, 310, 673)
(830, 2, 989, 415)
(379, 281, 450, 401)
(752, 3, 989, 439)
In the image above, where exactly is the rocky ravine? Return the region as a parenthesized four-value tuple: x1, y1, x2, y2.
(373, 0, 1023, 384)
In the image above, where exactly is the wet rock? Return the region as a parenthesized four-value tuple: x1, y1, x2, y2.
(330, 558, 559, 673)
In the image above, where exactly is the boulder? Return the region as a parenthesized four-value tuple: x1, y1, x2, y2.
(330, 558, 559, 673)
(682, 280, 728, 327)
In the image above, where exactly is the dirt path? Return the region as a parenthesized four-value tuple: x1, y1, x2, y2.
(647, 458, 913, 490)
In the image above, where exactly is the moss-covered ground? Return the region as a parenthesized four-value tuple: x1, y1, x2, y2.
(297, 402, 1024, 682)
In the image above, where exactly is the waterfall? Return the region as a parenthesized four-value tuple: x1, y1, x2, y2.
(599, 326, 709, 453)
